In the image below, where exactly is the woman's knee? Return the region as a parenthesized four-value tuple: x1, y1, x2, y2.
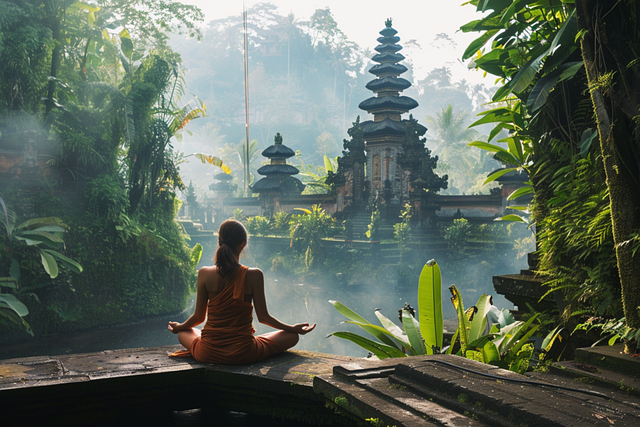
(178, 328, 200, 349)
(281, 331, 299, 349)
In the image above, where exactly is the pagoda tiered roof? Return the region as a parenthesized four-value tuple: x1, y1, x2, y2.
(365, 77, 411, 92)
(368, 63, 408, 77)
(358, 96, 418, 112)
(371, 52, 405, 63)
(251, 133, 304, 195)
(359, 20, 420, 141)
(261, 144, 295, 159)
(257, 164, 299, 175)
(360, 119, 427, 137)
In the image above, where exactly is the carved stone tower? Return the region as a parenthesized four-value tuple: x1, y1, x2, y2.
(358, 19, 425, 211)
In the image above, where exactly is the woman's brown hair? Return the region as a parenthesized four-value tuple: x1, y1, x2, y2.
(215, 219, 247, 277)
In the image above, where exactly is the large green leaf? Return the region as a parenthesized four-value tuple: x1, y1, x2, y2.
(579, 128, 598, 158)
(401, 309, 426, 355)
(497, 314, 539, 355)
(462, 29, 500, 61)
(527, 71, 560, 112)
(541, 325, 563, 353)
(0, 293, 29, 316)
(450, 285, 469, 353)
(330, 332, 406, 359)
(495, 214, 528, 223)
(17, 217, 66, 231)
(418, 260, 443, 354)
(329, 300, 369, 324)
(42, 249, 83, 274)
(468, 294, 493, 342)
(492, 50, 546, 101)
(374, 309, 410, 346)
(344, 320, 402, 349)
(190, 243, 203, 270)
(468, 141, 521, 167)
(39, 250, 59, 279)
(481, 341, 501, 364)
(466, 334, 499, 352)
(507, 185, 533, 201)
(16, 231, 65, 248)
(468, 108, 513, 128)
(483, 167, 518, 185)
(504, 324, 540, 365)
(544, 9, 577, 71)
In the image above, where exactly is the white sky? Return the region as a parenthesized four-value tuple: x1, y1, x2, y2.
(181, 0, 491, 86)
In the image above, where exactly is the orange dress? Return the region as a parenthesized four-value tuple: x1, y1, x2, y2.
(170, 266, 285, 364)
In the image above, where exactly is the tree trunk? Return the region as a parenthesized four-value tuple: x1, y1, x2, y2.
(576, 0, 640, 343)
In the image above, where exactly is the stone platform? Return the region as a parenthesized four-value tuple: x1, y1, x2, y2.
(2, 346, 640, 426)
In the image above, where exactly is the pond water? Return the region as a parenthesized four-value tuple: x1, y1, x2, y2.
(0, 276, 412, 360)
(0, 259, 518, 361)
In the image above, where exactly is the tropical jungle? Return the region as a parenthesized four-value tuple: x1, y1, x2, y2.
(1, 0, 639, 372)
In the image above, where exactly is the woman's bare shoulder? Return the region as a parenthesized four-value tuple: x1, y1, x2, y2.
(245, 267, 263, 278)
(198, 265, 218, 277)
(245, 268, 264, 284)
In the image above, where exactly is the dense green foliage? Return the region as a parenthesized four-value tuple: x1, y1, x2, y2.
(462, 0, 640, 347)
(0, 0, 203, 337)
(330, 261, 552, 373)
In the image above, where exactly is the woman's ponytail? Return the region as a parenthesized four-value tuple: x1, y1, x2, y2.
(215, 220, 247, 277)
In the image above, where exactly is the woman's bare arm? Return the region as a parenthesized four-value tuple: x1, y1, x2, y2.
(168, 268, 210, 333)
(250, 269, 315, 334)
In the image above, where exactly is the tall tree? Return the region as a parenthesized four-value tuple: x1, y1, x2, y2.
(575, 1, 640, 332)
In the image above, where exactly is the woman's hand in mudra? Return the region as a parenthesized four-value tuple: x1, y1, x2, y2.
(168, 321, 182, 334)
(291, 323, 316, 335)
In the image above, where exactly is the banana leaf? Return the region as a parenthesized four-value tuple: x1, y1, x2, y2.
(344, 321, 402, 349)
(481, 341, 501, 365)
(42, 249, 83, 274)
(418, 259, 443, 354)
(401, 309, 426, 355)
(330, 332, 406, 359)
(16, 231, 65, 248)
(39, 250, 59, 278)
(499, 314, 539, 355)
(329, 300, 369, 324)
(541, 325, 563, 353)
(374, 309, 410, 346)
(450, 284, 470, 353)
(0, 293, 29, 317)
(16, 217, 66, 231)
(504, 324, 540, 366)
(468, 294, 493, 342)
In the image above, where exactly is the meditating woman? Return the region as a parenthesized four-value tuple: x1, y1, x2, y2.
(168, 219, 316, 364)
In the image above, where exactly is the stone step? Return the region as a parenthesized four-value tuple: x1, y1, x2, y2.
(315, 374, 440, 427)
(390, 355, 640, 426)
(573, 344, 640, 377)
(549, 359, 640, 396)
(358, 376, 482, 426)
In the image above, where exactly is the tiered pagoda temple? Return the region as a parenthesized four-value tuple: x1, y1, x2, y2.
(251, 133, 305, 216)
(205, 21, 504, 229)
(335, 19, 442, 220)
